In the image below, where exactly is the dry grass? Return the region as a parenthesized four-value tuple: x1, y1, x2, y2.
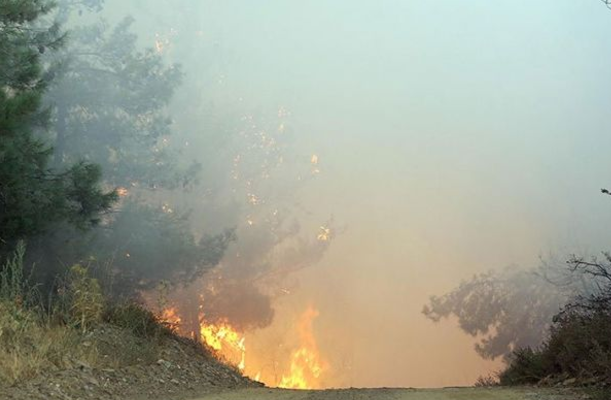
(0, 302, 77, 385)
(0, 242, 73, 385)
(0, 243, 168, 387)
(68, 264, 105, 332)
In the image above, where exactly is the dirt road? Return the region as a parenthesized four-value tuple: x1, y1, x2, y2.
(191, 387, 582, 400)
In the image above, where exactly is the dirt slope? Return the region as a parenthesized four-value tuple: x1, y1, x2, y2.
(190, 387, 584, 400)
(0, 328, 260, 400)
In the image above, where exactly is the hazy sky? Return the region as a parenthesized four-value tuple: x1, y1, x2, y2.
(105, 0, 611, 388)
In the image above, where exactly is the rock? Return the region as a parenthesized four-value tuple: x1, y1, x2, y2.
(86, 376, 99, 386)
(156, 359, 172, 369)
(562, 377, 576, 386)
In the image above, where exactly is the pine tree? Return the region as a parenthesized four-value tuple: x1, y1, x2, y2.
(0, 0, 116, 254)
(24, 7, 230, 296)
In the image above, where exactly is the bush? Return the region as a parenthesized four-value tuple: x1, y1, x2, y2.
(497, 253, 611, 390)
(0, 244, 172, 385)
(66, 264, 104, 332)
(474, 374, 500, 387)
(545, 305, 611, 382)
(499, 347, 548, 385)
(0, 243, 192, 387)
(499, 292, 611, 387)
(103, 302, 173, 339)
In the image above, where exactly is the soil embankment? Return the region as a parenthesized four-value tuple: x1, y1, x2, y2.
(1, 330, 260, 400)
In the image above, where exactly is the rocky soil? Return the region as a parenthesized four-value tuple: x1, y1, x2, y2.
(0, 329, 260, 400)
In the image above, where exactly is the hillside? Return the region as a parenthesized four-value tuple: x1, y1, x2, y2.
(1, 323, 259, 400)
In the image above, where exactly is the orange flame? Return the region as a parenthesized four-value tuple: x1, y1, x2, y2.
(199, 319, 247, 371)
(159, 306, 327, 388)
(160, 307, 181, 325)
(278, 307, 327, 389)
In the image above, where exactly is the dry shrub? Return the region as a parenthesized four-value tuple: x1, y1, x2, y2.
(474, 373, 500, 387)
(499, 347, 548, 385)
(0, 298, 76, 385)
(0, 245, 173, 386)
(104, 302, 173, 339)
(67, 264, 104, 332)
(0, 321, 66, 384)
(0, 245, 102, 386)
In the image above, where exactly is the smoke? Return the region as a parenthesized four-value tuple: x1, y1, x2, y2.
(49, 0, 611, 388)
(164, 98, 336, 331)
(422, 261, 585, 360)
(26, 2, 336, 348)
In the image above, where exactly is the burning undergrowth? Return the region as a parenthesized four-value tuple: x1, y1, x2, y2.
(43, 9, 340, 386)
(150, 207, 335, 388)
(143, 107, 337, 389)
(157, 296, 329, 389)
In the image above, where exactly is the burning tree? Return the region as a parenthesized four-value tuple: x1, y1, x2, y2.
(21, 1, 338, 387)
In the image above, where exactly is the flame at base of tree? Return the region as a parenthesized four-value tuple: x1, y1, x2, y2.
(158, 305, 327, 389)
(200, 320, 246, 371)
(278, 307, 327, 389)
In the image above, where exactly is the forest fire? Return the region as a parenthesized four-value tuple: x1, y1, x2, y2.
(158, 305, 327, 389)
(160, 307, 181, 327)
(278, 307, 327, 389)
(199, 320, 246, 371)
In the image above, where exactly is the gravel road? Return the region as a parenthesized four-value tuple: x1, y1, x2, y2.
(190, 387, 583, 400)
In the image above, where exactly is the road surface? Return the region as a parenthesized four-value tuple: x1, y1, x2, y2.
(191, 387, 582, 400)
